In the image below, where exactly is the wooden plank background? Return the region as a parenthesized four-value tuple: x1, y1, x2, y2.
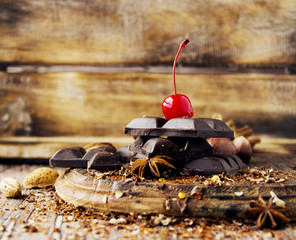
(1, 71, 296, 137)
(1, 0, 296, 159)
(0, 0, 296, 66)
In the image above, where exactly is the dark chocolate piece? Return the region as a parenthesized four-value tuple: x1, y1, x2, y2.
(127, 136, 214, 163)
(50, 158, 88, 168)
(82, 146, 117, 160)
(214, 154, 246, 170)
(49, 145, 122, 171)
(125, 117, 234, 138)
(87, 152, 122, 171)
(182, 154, 246, 176)
(142, 137, 178, 155)
(168, 137, 213, 162)
(183, 157, 226, 175)
(51, 147, 86, 159)
(125, 117, 167, 130)
(49, 147, 88, 168)
(130, 137, 179, 157)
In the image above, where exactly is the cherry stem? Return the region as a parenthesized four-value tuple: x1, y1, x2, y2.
(173, 38, 190, 95)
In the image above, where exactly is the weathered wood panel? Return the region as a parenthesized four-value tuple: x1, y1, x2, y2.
(1, 71, 296, 137)
(0, 0, 296, 66)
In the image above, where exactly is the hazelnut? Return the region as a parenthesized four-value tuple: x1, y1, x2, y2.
(207, 138, 237, 155)
(0, 177, 22, 198)
(233, 136, 252, 163)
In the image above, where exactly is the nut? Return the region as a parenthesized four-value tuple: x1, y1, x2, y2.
(233, 136, 252, 163)
(0, 177, 22, 198)
(23, 167, 59, 188)
(84, 142, 116, 152)
(207, 138, 237, 155)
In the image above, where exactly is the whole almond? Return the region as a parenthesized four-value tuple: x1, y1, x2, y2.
(0, 177, 22, 198)
(23, 167, 59, 188)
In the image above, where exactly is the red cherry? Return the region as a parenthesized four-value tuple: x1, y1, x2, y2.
(162, 39, 194, 120)
(162, 94, 194, 120)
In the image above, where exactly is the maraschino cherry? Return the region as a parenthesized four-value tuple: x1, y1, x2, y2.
(162, 39, 194, 120)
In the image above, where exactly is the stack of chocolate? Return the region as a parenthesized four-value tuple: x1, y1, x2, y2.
(50, 116, 246, 176)
(123, 117, 246, 175)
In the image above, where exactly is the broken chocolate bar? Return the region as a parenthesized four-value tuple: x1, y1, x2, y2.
(125, 117, 234, 138)
(87, 151, 122, 171)
(182, 154, 246, 175)
(49, 147, 88, 168)
(49, 144, 123, 171)
(51, 147, 86, 159)
(82, 146, 117, 160)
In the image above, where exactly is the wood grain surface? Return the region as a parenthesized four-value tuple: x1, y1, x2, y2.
(0, 138, 295, 239)
(1, 71, 295, 137)
(0, 164, 295, 239)
(0, 0, 296, 66)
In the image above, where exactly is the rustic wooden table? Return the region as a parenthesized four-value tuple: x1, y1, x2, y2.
(1, 1, 296, 238)
(0, 136, 296, 239)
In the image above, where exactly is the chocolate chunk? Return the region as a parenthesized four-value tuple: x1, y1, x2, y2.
(127, 136, 214, 163)
(49, 147, 88, 168)
(168, 137, 213, 161)
(49, 145, 122, 171)
(125, 117, 167, 129)
(141, 137, 179, 157)
(87, 152, 122, 171)
(182, 154, 246, 175)
(183, 157, 231, 175)
(50, 158, 88, 168)
(83, 146, 117, 160)
(51, 147, 86, 159)
(129, 136, 182, 160)
(125, 117, 234, 138)
(214, 154, 246, 170)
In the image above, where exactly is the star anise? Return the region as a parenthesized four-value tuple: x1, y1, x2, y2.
(130, 155, 176, 178)
(245, 194, 290, 229)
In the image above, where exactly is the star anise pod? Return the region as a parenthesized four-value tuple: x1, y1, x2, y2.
(245, 194, 290, 229)
(130, 155, 176, 178)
